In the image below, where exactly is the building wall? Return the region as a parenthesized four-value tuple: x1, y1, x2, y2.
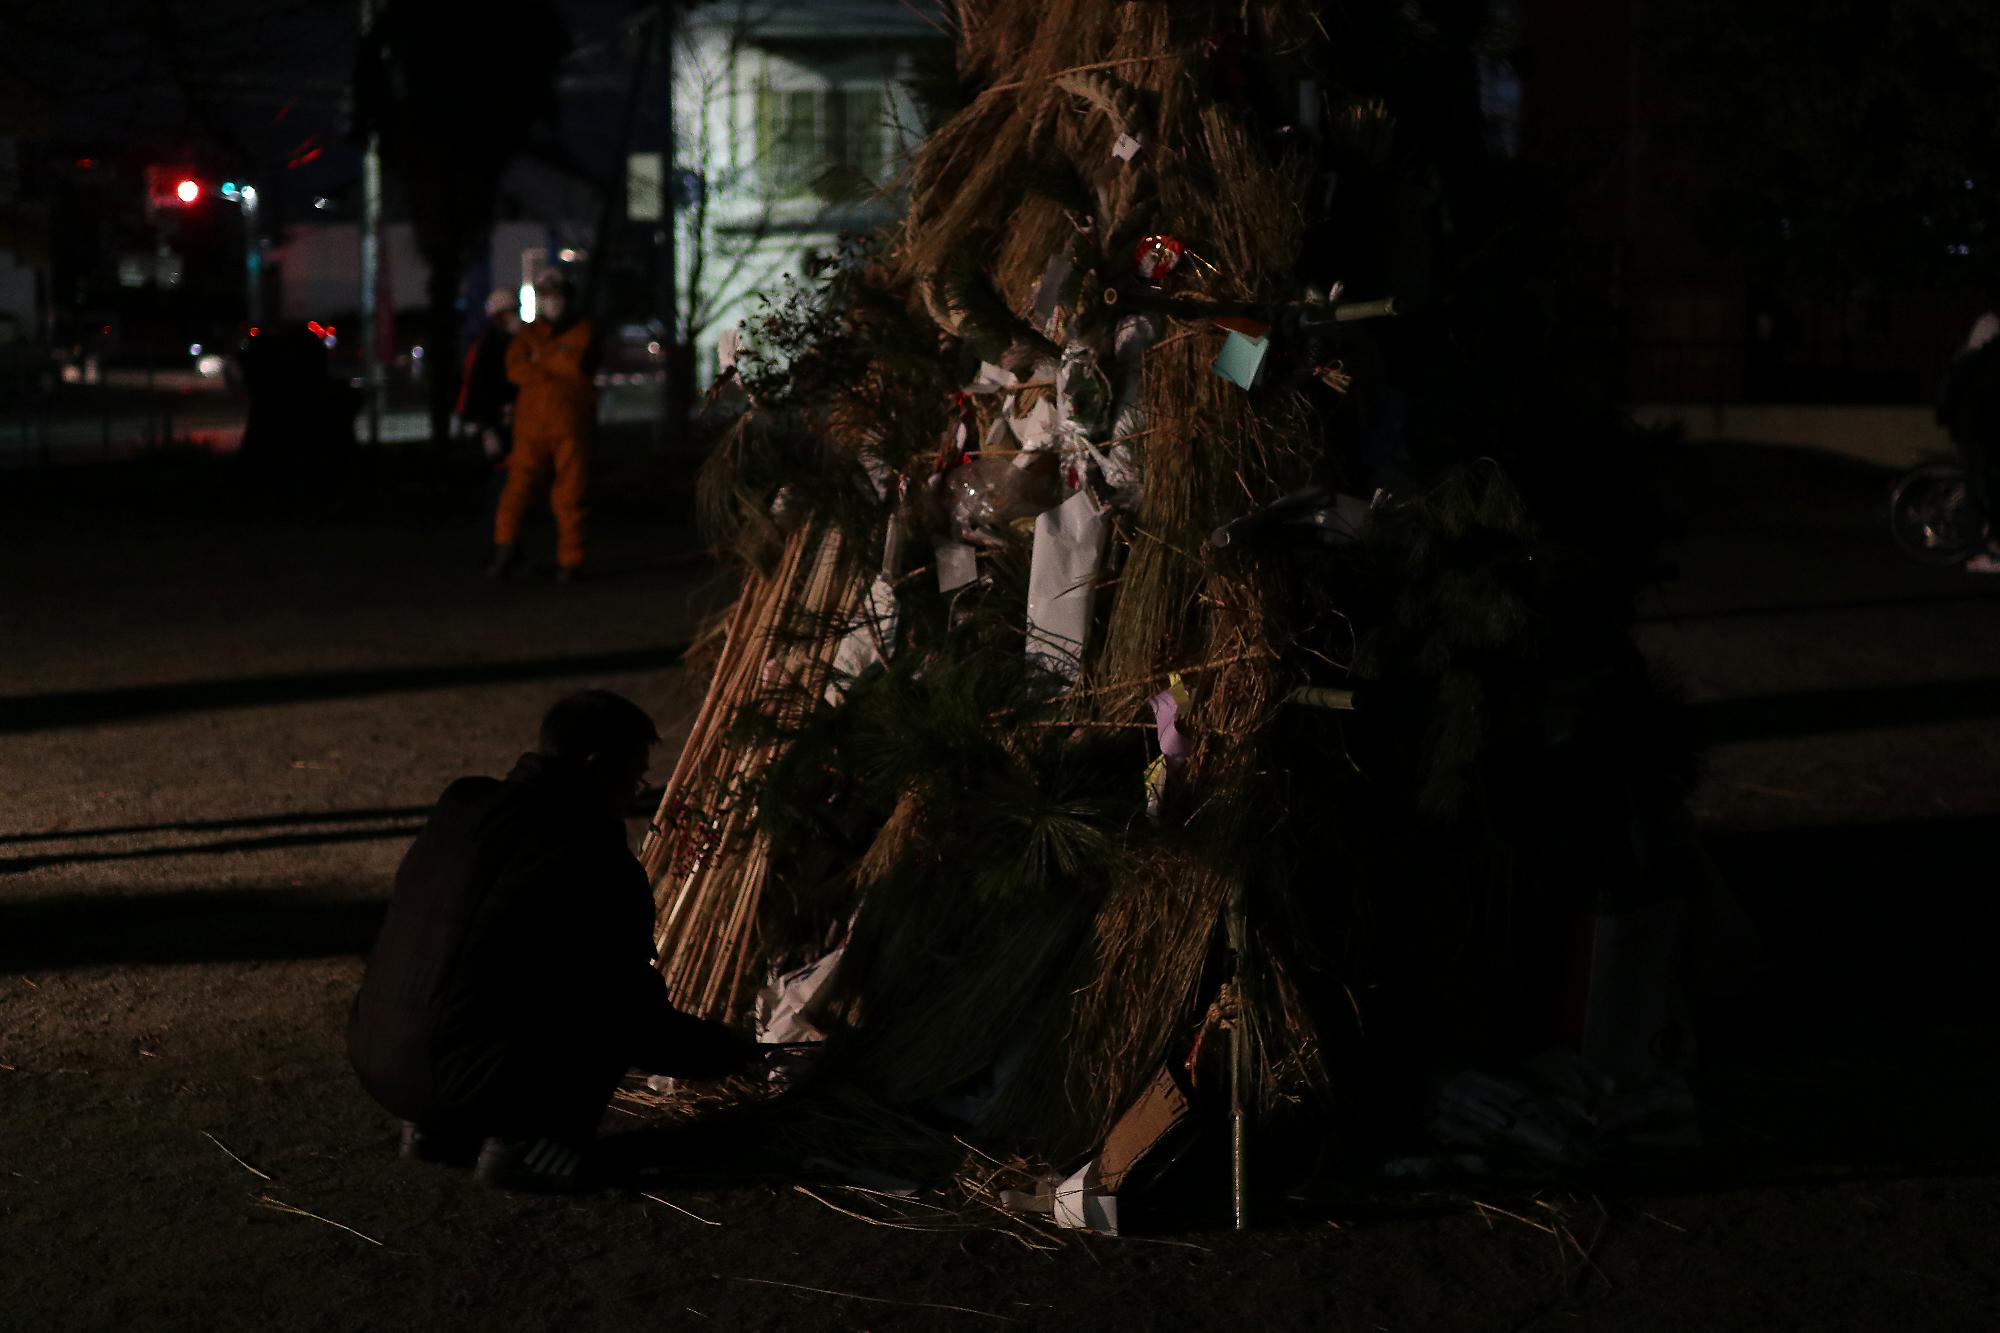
(0, 250, 34, 326)
(272, 219, 591, 323)
(273, 221, 426, 322)
(674, 2, 943, 383)
(0, 136, 41, 326)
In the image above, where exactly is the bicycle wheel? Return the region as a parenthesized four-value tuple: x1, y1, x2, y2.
(1890, 462, 1979, 565)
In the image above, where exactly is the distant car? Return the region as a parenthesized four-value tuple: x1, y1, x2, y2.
(600, 318, 669, 380)
(315, 310, 431, 388)
(186, 324, 245, 387)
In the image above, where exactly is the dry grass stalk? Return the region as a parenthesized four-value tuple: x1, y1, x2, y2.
(640, 1191, 722, 1226)
(254, 1194, 385, 1247)
(722, 1274, 1022, 1324)
(790, 1185, 970, 1234)
(201, 1131, 272, 1181)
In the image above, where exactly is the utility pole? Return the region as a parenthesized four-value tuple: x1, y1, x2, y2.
(658, 0, 680, 434)
(240, 185, 263, 327)
(359, 0, 385, 446)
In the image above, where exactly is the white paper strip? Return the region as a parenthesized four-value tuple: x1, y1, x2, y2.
(824, 576, 900, 705)
(1025, 491, 1109, 680)
(754, 945, 846, 1044)
(935, 540, 979, 592)
(1009, 396, 1057, 455)
(859, 448, 895, 501)
(1052, 1158, 1120, 1234)
(975, 360, 1018, 389)
(881, 513, 906, 579)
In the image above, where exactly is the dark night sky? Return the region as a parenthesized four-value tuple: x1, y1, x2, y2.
(2, 0, 644, 206)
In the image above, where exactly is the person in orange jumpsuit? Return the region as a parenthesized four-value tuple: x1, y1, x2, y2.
(490, 269, 597, 580)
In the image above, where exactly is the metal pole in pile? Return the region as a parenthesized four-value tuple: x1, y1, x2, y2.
(1227, 878, 1250, 1231)
(359, 0, 384, 447)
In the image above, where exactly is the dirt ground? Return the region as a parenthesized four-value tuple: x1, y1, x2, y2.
(3, 442, 1999, 1331)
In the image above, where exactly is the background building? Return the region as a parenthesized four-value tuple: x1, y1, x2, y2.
(666, 0, 938, 381)
(267, 0, 944, 392)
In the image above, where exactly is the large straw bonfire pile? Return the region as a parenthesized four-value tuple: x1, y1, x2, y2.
(638, 0, 1694, 1204)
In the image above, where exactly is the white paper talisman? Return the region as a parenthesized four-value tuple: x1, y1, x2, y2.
(1025, 491, 1109, 680)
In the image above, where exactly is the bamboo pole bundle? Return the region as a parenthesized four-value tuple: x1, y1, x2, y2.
(644, 530, 808, 940)
(644, 522, 864, 1020)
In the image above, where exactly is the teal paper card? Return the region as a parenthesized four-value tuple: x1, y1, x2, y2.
(1213, 330, 1269, 388)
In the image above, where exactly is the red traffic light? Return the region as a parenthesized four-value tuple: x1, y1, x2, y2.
(145, 165, 204, 210)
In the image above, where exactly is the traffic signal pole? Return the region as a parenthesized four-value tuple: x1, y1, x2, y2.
(241, 186, 262, 328)
(359, 0, 384, 446)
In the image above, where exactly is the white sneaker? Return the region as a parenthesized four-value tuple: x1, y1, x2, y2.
(474, 1135, 593, 1192)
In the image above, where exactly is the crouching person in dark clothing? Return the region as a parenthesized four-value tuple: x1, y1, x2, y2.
(348, 689, 751, 1191)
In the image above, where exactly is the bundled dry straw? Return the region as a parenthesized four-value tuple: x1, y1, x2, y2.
(644, 0, 1354, 1166)
(911, 1, 1329, 1151)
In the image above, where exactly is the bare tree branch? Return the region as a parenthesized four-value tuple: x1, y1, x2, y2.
(671, 1, 902, 343)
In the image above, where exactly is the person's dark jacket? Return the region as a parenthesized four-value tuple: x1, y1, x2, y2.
(347, 753, 736, 1124)
(1938, 334, 2000, 444)
(457, 325, 516, 431)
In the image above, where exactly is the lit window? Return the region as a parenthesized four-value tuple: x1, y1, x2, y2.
(757, 86, 822, 192)
(842, 87, 886, 181)
(755, 84, 890, 196)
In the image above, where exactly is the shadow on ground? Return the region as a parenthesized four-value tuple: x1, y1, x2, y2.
(3, 809, 1993, 1186)
(0, 885, 386, 970)
(0, 644, 692, 734)
(0, 824, 426, 876)
(1694, 677, 2000, 742)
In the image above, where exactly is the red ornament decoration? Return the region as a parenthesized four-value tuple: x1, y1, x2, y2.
(1134, 234, 1185, 282)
